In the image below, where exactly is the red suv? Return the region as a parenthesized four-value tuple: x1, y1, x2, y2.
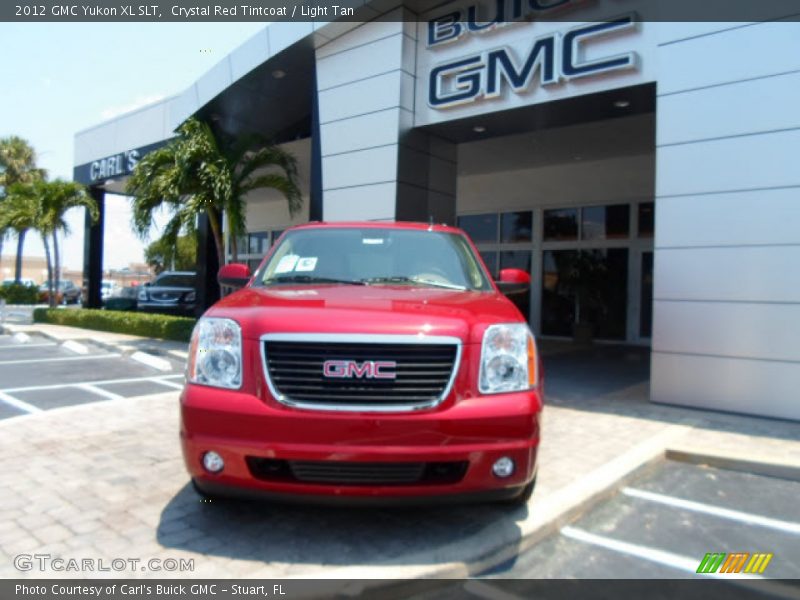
(182, 222, 543, 505)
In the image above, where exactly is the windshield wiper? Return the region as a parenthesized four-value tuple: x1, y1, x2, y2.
(364, 276, 466, 291)
(263, 275, 365, 286)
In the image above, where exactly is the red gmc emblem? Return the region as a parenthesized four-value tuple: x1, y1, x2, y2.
(323, 359, 397, 379)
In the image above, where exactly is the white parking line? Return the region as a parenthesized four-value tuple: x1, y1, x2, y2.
(0, 353, 120, 366)
(76, 384, 124, 401)
(0, 390, 42, 414)
(0, 342, 57, 350)
(560, 526, 800, 598)
(150, 378, 184, 390)
(62, 340, 89, 355)
(131, 351, 172, 372)
(622, 487, 800, 535)
(560, 526, 758, 579)
(2, 374, 183, 394)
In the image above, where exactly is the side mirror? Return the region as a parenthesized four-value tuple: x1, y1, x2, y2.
(218, 263, 251, 288)
(498, 268, 531, 285)
(496, 268, 531, 295)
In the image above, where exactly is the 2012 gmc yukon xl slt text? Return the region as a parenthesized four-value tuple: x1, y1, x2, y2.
(181, 222, 543, 505)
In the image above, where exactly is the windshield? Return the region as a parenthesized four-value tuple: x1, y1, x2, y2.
(253, 228, 492, 291)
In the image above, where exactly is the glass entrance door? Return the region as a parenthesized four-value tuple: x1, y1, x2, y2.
(640, 251, 654, 339)
(458, 201, 653, 343)
(542, 248, 629, 340)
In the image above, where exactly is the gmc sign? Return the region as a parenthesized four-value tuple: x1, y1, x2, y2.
(322, 360, 398, 380)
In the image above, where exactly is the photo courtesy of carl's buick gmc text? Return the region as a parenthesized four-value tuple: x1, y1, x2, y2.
(0, 1, 799, 599)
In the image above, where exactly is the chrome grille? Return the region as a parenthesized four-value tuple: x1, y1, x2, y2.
(262, 336, 460, 411)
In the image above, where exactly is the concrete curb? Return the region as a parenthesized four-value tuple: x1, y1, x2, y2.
(666, 448, 800, 482)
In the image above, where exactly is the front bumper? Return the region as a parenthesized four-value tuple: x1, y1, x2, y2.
(181, 385, 542, 503)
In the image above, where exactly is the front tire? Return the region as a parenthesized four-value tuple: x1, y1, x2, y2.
(505, 476, 536, 506)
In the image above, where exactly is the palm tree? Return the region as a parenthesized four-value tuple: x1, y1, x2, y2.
(0, 179, 95, 306)
(37, 179, 97, 305)
(0, 182, 40, 287)
(127, 118, 302, 277)
(0, 136, 45, 281)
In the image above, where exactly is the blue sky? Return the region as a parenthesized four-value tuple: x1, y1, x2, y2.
(0, 22, 265, 271)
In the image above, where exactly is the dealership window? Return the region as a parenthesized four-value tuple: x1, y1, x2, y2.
(459, 213, 499, 244)
(543, 208, 578, 241)
(458, 211, 533, 319)
(248, 232, 270, 255)
(460, 203, 653, 343)
(227, 229, 282, 270)
(638, 202, 655, 238)
(581, 204, 630, 240)
(501, 211, 533, 243)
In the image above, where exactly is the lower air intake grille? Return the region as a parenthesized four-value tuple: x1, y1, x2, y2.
(246, 458, 468, 486)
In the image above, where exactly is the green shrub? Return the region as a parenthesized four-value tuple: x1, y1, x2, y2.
(33, 308, 196, 342)
(0, 283, 40, 304)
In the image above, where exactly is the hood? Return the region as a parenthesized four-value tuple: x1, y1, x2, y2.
(146, 286, 193, 293)
(207, 284, 524, 345)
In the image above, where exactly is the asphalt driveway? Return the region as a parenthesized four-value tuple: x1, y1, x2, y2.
(484, 460, 800, 580)
(0, 332, 184, 419)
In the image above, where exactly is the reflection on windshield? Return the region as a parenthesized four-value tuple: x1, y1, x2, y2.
(255, 228, 490, 291)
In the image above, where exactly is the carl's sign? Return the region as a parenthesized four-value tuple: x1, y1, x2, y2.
(73, 141, 166, 186)
(88, 150, 140, 182)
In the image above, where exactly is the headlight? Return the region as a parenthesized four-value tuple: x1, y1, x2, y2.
(137, 289, 148, 301)
(479, 323, 537, 394)
(187, 317, 242, 389)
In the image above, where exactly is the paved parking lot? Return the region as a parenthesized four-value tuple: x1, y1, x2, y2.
(483, 460, 800, 580)
(1, 330, 798, 580)
(0, 333, 184, 419)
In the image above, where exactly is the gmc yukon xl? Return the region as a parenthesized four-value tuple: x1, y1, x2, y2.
(182, 222, 543, 505)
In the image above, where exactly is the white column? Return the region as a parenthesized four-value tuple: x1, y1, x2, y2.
(651, 21, 800, 420)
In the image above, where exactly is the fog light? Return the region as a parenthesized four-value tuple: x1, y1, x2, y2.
(202, 451, 224, 473)
(492, 457, 515, 478)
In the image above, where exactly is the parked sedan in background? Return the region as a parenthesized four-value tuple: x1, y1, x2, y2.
(39, 280, 81, 305)
(138, 271, 196, 316)
(104, 286, 139, 312)
(101, 280, 119, 302)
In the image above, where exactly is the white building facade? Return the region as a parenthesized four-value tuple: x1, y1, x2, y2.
(74, 3, 800, 420)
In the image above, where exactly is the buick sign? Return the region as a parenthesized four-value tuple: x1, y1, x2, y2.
(429, 16, 638, 109)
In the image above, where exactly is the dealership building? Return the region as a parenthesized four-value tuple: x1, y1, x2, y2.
(73, 2, 800, 420)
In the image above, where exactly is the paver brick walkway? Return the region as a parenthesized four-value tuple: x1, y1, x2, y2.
(1, 380, 797, 579)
